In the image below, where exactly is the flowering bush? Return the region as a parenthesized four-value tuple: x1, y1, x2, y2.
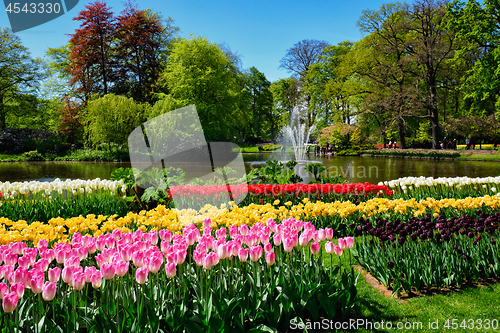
(0, 218, 358, 331)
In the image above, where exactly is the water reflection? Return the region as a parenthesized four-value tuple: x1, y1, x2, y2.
(1, 155, 500, 183)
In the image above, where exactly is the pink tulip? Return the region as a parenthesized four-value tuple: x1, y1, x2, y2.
(228, 225, 238, 239)
(136, 267, 149, 284)
(310, 242, 320, 255)
(185, 231, 197, 246)
(11, 282, 24, 298)
(345, 237, 355, 250)
(325, 228, 334, 240)
(299, 233, 310, 247)
(165, 262, 176, 278)
(115, 260, 129, 277)
(73, 272, 86, 291)
(325, 241, 334, 254)
(215, 228, 227, 240)
(203, 218, 211, 228)
(84, 266, 98, 283)
(132, 251, 145, 268)
(17, 255, 31, 268)
(2, 292, 19, 313)
(42, 282, 57, 301)
(37, 239, 49, 250)
(112, 229, 122, 240)
(87, 240, 97, 254)
(283, 238, 294, 253)
(148, 255, 163, 274)
(10, 242, 26, 255)
(265, 251, 275, 266)
(334, 245, 343, 257)
(273, 234, 283, 246)
(33, 258, 49, 272)
(13, 267, 28, 285)
(203, 252, 215, 269)
(159, 229, 172, 243)
(264, 243, 273, 253)
(91, 272, 102, 289)
(238, 224, 249, 236)
(249, 246, 263, 262)
(62, 266, 76, 285)
(64, 256, 80, 268)
(317, 229, 326, 242)
(41, 248, 55, 262)
(48, 267, 61, 282)
(72, 232, 82, 246)
(203, 227, 212, 236)
(238, 248, 249, 262)
(0, 283, 8, 299)
(96, 238, 106, 252)
(175, 250, 187, 265)
(31, 275, 44, 294)
(193, 250, 206, 266)
(338, 238, 348, 251)
(217, 243, 227, 260)
(101, 263, 116, 280)
(55, 249, 69, 264)
(81, 235, 94, 247)
(4, 252, 17, 266)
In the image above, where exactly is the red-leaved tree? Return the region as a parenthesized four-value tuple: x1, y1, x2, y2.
(114, 2, 163, 103)
(68, 1, 116, 102)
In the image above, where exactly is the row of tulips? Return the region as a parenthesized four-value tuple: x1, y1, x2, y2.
(0, 178, 127, 200)
(0, 178, 129, 224)
(0, 218, 358, 332)
(353, 211, 500, 296)
(3, 194, 500, 246)
(382, 176, 500, 200)
(164, 182, 394, 210)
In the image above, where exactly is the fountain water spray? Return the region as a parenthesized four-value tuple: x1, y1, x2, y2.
(281, 106, 315, 161)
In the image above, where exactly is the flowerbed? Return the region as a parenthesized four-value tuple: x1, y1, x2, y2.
(383, 176, 500, 200)
(163, 182, 393, 210)
(353, 210, 500, 296)
(3, 195, 500, 246)
(0, 218, 358, 332)
(0, 179, 129, 223)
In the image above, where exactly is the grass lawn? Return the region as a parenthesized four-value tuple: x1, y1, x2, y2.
(458, 154, 500, 160)
(0, 153, 21, 161)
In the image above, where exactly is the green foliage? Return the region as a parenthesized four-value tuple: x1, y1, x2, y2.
(85, 94, 146, 147)
(0, 28, 47, 129)
(256, 159, 303, 184)
(0, 193, 128, 224)
(21, 150, 44, 161)
(158, 36, 243, 142)
(304, 163, 327, 182)
(416, 120, 432, 142)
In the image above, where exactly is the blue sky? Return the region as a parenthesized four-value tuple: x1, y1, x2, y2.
(2, 0, 389, 82)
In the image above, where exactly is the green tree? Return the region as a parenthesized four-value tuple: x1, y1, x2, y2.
(447, 0, 500, 113)
(157, 36, 243, 142)
(242, 67, 274, 140)
(270, 78, 300, 126)
(0, 28, 47, 129)
(85, 94, 145, 147)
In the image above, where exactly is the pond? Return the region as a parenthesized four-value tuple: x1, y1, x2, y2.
(1, 153, 500, 183)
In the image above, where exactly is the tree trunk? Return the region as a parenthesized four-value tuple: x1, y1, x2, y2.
(429, 83, 439, 149)
(398, 116, 406, 149)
